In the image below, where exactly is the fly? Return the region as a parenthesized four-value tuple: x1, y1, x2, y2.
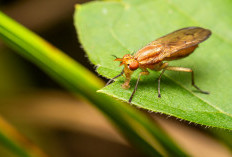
(106, 27, 211, 103)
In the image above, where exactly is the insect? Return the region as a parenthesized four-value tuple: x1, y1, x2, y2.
(106, 27, 211, 103)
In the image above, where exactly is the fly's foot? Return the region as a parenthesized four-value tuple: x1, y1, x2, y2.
(122, 83, 130, 89)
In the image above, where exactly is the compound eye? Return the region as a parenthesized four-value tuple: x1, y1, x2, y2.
(129, 61, 139, 71)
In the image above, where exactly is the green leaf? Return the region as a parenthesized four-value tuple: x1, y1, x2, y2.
(75, 0, 232, 129)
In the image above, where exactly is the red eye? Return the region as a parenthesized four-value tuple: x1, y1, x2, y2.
(129, 61, 139, 71)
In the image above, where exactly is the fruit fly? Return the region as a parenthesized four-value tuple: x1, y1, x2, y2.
(106, 27, 211, 103)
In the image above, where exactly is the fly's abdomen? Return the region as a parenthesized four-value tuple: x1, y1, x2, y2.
(164, 45, 198, 61)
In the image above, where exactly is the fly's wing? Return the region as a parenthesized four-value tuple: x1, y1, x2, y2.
(147, 27, 211, 64)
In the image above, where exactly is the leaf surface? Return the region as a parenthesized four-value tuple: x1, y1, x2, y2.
(75, 0, 232, 129)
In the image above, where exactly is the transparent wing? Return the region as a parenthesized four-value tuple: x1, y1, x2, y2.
(147, 27, 211, 64)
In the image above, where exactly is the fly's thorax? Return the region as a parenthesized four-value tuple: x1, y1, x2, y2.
(134, 44, 163, 64)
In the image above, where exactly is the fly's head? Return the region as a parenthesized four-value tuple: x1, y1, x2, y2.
(114, 54, 139, 72)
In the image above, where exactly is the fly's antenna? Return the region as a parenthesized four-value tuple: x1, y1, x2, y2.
(112, 55, 118, 59)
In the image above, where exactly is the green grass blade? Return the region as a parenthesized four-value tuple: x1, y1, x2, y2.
(0, 11, 187, 156)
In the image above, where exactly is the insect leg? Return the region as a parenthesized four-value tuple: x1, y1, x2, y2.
(156, 62, 169, 98)
(158, 69, 166, 98)
(105, 68, 124, 86)
(129, 70, 149, 103)
(129, 73, 141, 103)
(165, 66, 209, 94)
